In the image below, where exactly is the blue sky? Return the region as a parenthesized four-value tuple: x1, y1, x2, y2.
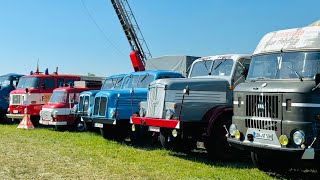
(0, 0, 319, 77)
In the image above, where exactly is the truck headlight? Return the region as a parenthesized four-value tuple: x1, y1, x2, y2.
(293, 130, 305, 145)
(52, 110, 58, 118)
(87, 107, 91, 116)
(139, 107, 146, 117)
(165, 109, 174, 120)
(110, 109, 116, 118)
(229, 124, 237, 136)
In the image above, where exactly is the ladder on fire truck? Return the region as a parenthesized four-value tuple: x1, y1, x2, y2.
(111, 0, 152, 71)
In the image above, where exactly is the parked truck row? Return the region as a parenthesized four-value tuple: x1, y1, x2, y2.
(1, 22, 320, 171)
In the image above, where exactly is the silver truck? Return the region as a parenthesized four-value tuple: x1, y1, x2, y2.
(130, 54, 251, 157)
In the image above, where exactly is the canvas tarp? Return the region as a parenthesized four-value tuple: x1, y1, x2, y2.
(253, 25, 320, 55)
(145, 55, 200, 77)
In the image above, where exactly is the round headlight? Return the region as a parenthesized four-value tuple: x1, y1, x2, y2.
(293, 130, 305, 145)
(279, 134, 289, 146)
(139, 107, 146, 117)
(110, 109, 116, 118)
(87, 107, 91, 116)
(229, 124, 237, 136)
(165, 109, 174, 120)
(52, 110, 57, 118)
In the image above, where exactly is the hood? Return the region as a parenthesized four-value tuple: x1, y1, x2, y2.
(150, 78, 229, 92)
(235, 80, 315, 93)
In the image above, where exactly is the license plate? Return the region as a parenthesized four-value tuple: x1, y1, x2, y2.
(94, 123, 103, 128)
(148, 126, 160, 132)
(254, 132, 273, 141)
(13, 110, 19, 114)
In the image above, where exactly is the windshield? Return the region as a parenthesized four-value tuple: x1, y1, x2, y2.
(17, 77, 39, 88)
(247, 52, 320, 80)
(101, 77, 124, 90)
(189, 59, 234, 78)
(0, 77, 10, 87)
(123, 74, 155, 88)
(49, 90, 68, 104)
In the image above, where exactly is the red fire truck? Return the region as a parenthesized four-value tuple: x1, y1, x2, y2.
(6, 69, 100, 125)
(39, 81, 101, 131)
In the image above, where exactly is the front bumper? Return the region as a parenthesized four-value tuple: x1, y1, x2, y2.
(228, 138, 320, 159)
(130, 116, 180, 129)
(39, 119, 67, 126)
(6, 114, 25, 119)
(92, 117, 117, 126)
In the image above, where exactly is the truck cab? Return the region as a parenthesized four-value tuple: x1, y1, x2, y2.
(73, 74, 127, 130)
(0, 73, 24, 123)
(39, 79, 102, 131)
(227, 24, 320, 170)
(130, 54, 251, 156)
(89, 70, 183, 140)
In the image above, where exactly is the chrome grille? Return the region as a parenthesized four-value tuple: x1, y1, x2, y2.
(12, 95, 21, 104)
(245, 118, 278, 131)
(246, 95, 279, 118)
(146, 85, 165, 118)
(93, 96, 107, 116)
(78, 95, 90, 112)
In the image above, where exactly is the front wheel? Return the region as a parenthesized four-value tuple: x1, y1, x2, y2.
(74, 118, 87, 132)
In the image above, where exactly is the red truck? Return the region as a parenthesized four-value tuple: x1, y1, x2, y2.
(39, 81, 101, 131)
(6, 69, 101, 125)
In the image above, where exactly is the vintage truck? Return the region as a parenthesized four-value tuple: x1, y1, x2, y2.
(87, 70, 183, 140)
(227, 23, 320, 170)
(6, 68, 101, 125)
(39, 80, 102, 131)
(0, 73, 24, 123)
(71, 74, 126, 130)
(130, 54, 251, 157)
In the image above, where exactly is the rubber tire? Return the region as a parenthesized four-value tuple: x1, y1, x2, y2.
(74, 118, 87, 132)
(130, 125, 147, 145)
(205, 116, 232, 160)
(159, 131, 195, 152)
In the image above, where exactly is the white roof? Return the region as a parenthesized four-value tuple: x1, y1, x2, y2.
(253, 25, 320, 55)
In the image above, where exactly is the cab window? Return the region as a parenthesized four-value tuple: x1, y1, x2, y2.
(42, 79, 55, 89)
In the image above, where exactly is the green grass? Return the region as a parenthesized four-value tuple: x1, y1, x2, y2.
(0, 125, 318, 179)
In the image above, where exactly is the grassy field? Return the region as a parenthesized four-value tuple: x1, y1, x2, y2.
(0, 125, 319, 180)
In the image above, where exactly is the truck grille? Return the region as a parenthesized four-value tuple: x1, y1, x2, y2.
(146, 85, 165, 118)
(12, 95, 21, 104)
(93, 97, 107, 116)
(245, 118, 278, 131)
(78, 95, 90, 112)
(245, 95, 279, 118)
(42, 110, 52, 121)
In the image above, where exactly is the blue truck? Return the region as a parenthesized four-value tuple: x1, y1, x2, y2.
(73, 74, 127, 130)
(85, 70, 183, 140)
(0, 73, 24, 123)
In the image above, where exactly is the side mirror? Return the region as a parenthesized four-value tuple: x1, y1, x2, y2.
(183, 86, 189, 95)
(41, 83, 46, 89)
(315, 74, 320, 85)
(25, 88, 29, 93)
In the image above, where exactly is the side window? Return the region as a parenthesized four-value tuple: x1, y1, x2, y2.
(65, 79, 75, 86)
(42, 79, 55, 89)
(57, 78, 64, 87)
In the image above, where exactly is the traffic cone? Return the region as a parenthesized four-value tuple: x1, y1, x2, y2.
(17, 114, 34, 129)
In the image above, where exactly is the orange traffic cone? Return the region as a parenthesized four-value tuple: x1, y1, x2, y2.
(17, 114, 34, 129)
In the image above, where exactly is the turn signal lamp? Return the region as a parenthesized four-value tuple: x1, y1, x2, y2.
(131, 124, 136, 132)
(234, 130, 241, 140)
(229, 86, 233, 90)
(279, 135, 289, 146)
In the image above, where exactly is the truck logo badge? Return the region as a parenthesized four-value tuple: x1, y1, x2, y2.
(257, 101, 265, 111)
(261, 83, 267, 87)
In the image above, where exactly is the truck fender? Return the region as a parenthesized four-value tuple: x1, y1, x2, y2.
(202, 106, 233, 137)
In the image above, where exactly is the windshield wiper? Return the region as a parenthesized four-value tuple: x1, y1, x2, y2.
(115, 77, 124, 86)
(201, 61, 211, 75)
(140, 74, 149, 83)
(213, 59, 227, 71)
(287, 66, 303, 81)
